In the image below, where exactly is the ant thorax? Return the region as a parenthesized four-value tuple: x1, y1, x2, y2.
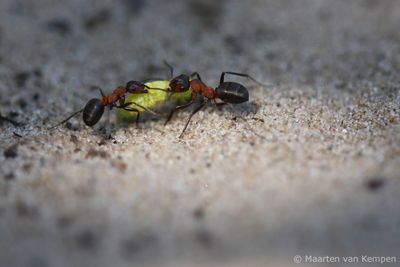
(190, 80, 215, 99)
(189, 80, 204, 94)
(202, 86, 217, 99)
(101, 87, 126, 105)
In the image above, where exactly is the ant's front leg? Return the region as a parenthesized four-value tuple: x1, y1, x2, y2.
(118, 97, 125, 107)
(144, 84, 169, 93)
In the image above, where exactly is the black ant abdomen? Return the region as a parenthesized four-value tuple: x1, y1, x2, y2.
(82, 98, 105, 126)
(216, 82, 249, 104)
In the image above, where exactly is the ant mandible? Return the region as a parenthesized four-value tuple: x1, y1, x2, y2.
(163, 61, 263, 138)
(49, 80, 160, 130)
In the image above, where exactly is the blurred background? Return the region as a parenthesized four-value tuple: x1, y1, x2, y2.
(1, 0, 399, 98)
(1, 0, 399, 267)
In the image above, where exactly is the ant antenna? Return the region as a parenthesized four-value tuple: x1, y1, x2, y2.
(163, 60, 174, 79)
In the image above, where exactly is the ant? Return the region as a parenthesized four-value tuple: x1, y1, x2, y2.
(49, 80, 162, 130)
(162, 61, 263, 138)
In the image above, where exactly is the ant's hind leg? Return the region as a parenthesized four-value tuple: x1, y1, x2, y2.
(190, 72, 202, 81)
(219, 72, 263, 86)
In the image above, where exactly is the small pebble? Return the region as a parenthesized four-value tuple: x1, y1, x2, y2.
(4, 143, 19, 158)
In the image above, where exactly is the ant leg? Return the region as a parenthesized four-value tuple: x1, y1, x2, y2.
(118, 101, 158, 116)
(136, 112, 140, 128)
(179, 100, 208, 139)
(163, 60, 174, 79)
(126, 82, 168, 94)
(190, 72, 202, 81)
(164, 100, 194, 126)
(102, 106, 113, 139)
(98, 87, 105, 97)
(213, 99, 228, 108)
(122, 107, 140, 128)
(144, 84, 169, 93)
(216, 102, 227, 107)
(48, 109, 83, 129)
(219, 72, 264, 86)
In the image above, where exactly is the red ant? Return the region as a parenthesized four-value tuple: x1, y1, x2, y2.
(163, 62, 263, 138)
(49, 80, 160, 130)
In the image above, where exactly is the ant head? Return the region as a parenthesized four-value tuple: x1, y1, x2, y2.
(126, 80, 145, 93)
(216, 82, 249, 104)
(169, 74, 190, 92)
(82, 98, 105, 126)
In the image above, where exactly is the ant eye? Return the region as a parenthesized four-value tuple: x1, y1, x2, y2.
(126, 81, 136, 88)
(177, 79, 185, 89)
(126, 81, 143, 92)
(170, 75, 190, 92)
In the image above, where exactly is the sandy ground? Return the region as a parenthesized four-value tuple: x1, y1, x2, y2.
(1, 0, 399, 267)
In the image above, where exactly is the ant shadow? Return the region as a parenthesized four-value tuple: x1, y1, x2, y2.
(92, 109, 167, 140)
(222, 100, 260, 115)
(93, 99, 262, 141)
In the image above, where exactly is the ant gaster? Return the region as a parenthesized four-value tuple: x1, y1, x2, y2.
(49, 81, 159, 129)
